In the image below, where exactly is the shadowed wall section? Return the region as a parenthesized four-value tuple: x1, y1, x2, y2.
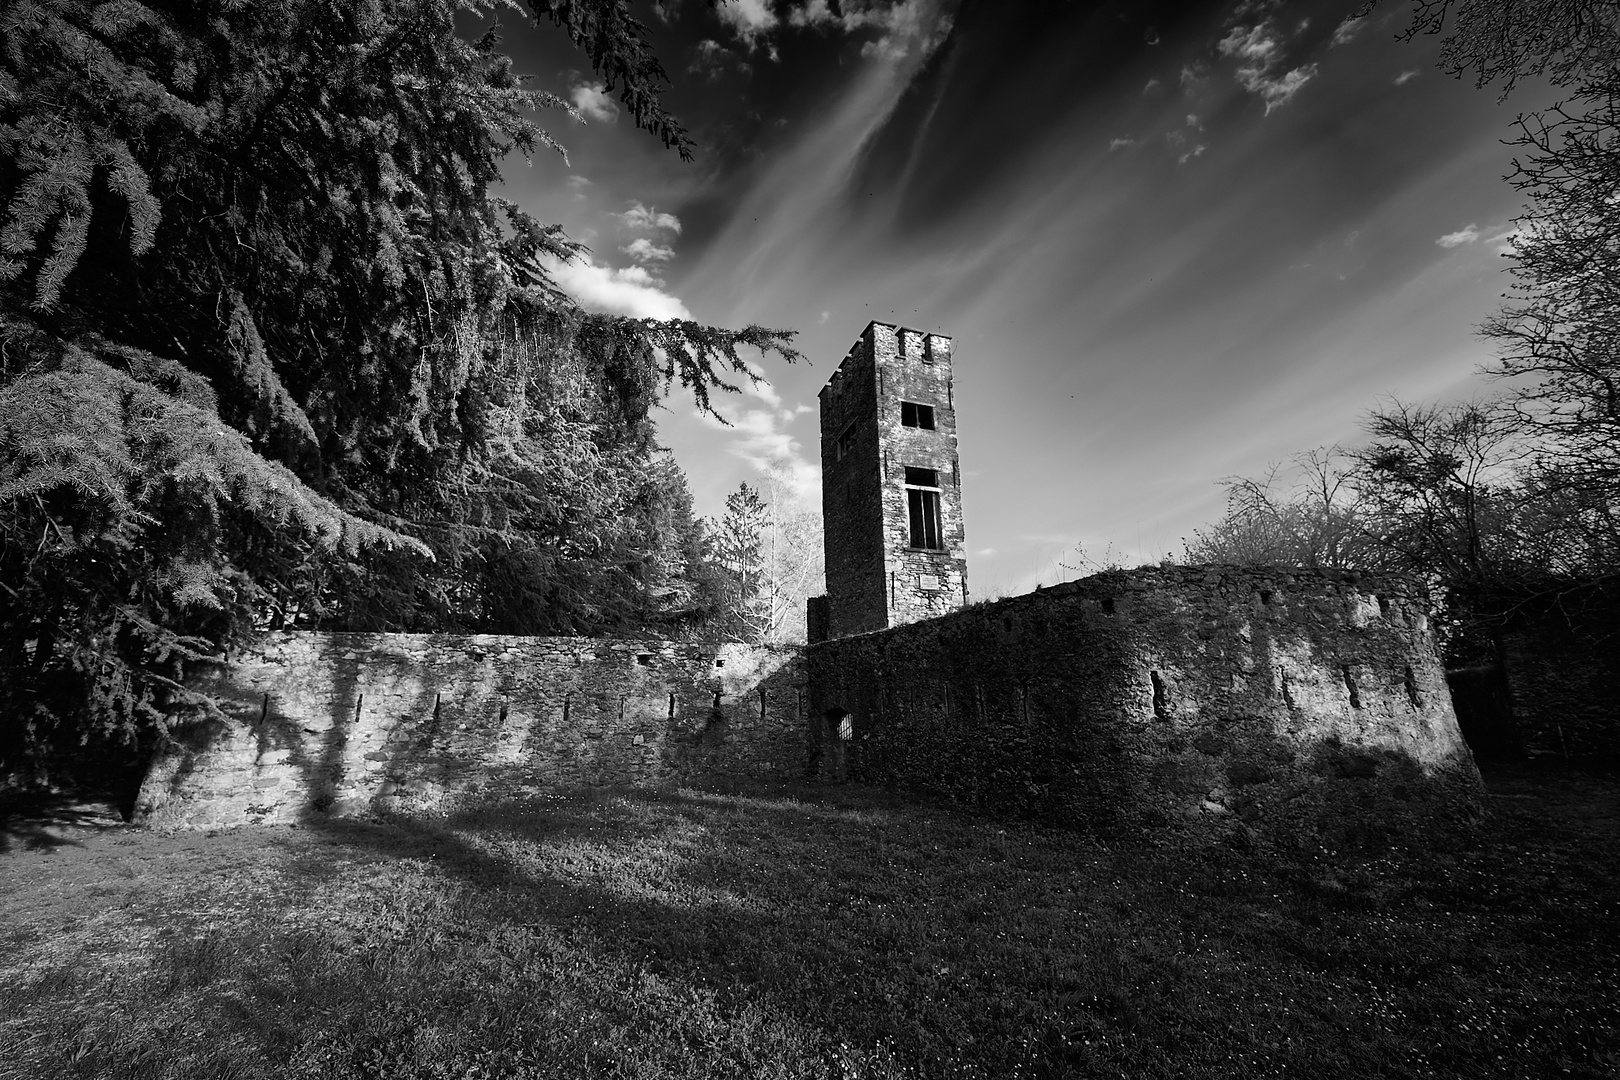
(136, 635, 806, 828)
(806, 566, 1482, 839)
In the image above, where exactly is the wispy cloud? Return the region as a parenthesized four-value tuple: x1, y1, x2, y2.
(1486, 225, 1522, 253)
(1394, 69, 1420, 86)
(1331, 15, 1366, 46)
(716, 0, 778, 48)
(541, 255, 691, 320)
(1109, 137, 1137, 151)
(689, 38, 739, 79)
(569, 82, 619, 123)
(1437, 223, 1481, 248)
(1217, 22, 1318, 113)
(617, 202, 682, 234)
(789, 0, 954, 62)
(698, 389, 822, 504)
(622, 237, 676, 263)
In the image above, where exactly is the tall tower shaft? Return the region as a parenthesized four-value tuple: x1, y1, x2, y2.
(817, 322, 967, 638)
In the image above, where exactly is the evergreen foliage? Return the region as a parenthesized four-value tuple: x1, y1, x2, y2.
(0, 0, 798, 785)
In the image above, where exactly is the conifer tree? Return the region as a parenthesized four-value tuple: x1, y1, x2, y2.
(0, 0, 797, 785)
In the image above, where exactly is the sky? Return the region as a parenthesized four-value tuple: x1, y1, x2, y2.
(489, 0, 1547, 599)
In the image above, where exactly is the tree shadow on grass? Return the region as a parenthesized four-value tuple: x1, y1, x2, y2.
(0, 792, 125, 853)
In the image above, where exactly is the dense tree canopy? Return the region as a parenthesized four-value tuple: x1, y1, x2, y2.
(0, 0, 796, 783)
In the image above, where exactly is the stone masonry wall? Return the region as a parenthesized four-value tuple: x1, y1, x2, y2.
(807, 566, 1481, 842)
(818, 322, 968, 638)
(874, 325, 968, 628)
(820, 328, 888, 637)
(135, 633, 807, 828)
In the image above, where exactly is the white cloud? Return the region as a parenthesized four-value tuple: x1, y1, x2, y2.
(617, 202, 682, 234)
(1331, 15, 1365, 46)
(1218, 22, 1317, 113)
(540, 254, 691, 320)
(1143, 77, 1162, 94)
(1167, 128, 1205, 164)
(1486, 226, 1522, 253)
(1109, 137, 1137, 151)
(1218, 24, 1278, 65)
(698, 403, 821, 504)
(1437, 224, 1481, 248)
(1394, 69, 1420, 86)
(817, 309, 831, 323)
(717, 0, 778, 47)
(622, 237, 677, 263)
(790, 0, 952, 63)
(569, 82, 619, 123)
(742, 361, 783, 408)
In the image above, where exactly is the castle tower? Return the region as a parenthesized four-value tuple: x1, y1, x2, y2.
(814, 322, 967, 639)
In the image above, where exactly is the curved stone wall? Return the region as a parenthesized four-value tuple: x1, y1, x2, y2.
(806, 566, 1481, 840)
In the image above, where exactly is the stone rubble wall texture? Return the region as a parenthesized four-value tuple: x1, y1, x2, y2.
(819, 322, 967, 639)
(135, 634, 807, 828)
(806, 565, 1483, 840)
(819, 329, 888, 637)
(1498, 586, 1620, 761)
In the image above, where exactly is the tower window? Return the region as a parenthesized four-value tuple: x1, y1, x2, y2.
(904, 467, 943, 549)
(835, 423, 856, 461)
(900, 401, 935, 429)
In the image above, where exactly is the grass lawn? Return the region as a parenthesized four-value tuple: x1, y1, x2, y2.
(1, 764, 1616, 1079)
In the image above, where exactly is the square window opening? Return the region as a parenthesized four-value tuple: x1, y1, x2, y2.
(835, 423, 857, 462)
(900, 401, 936, 429)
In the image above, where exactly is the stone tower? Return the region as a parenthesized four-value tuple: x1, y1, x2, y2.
(813, 322, 967, 639)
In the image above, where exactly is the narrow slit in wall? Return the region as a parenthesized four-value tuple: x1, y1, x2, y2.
(499, 700, 508, 722)
(1403, 665, 1423, 708)
(563, 695, 572, 726)
(1150, 671, 1168, 720)
(668, 693, 676, 719)
(759, 689, 767, 720)
(432, 693, 441, 723)
(1342, 665, 1362, 709)
(354, 693, 364, 722)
